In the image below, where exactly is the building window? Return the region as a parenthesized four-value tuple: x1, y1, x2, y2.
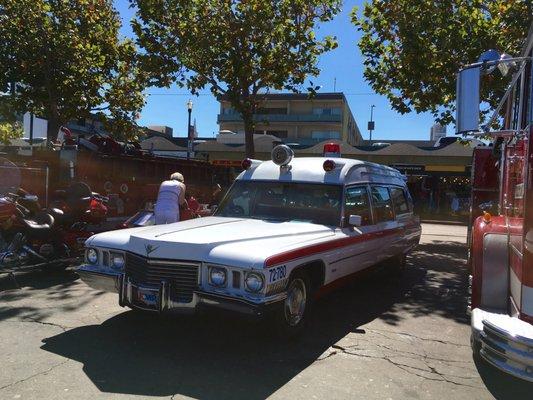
(222, 107, 237, 115)
(311, 131, 340, 140)
(313, 107, 342, 116)
(256, 107, 287, 115)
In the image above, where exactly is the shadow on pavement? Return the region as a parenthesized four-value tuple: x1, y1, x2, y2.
(0, 268, 101, 323)
(382, 240, 470, 325)
(39, 240, 477, 399)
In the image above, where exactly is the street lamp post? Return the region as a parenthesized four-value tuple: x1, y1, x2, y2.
(187, 99, 193, 160)
(367, 104, 375, 143)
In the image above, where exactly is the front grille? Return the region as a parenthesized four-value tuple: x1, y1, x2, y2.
(125, 252, 199, 303)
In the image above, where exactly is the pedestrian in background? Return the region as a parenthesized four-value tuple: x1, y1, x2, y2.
(154, 172, 186, 224)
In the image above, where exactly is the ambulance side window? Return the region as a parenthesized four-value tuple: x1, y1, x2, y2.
(390, 187, 409, 215)
(344, 186, 372, 225)
(370, 186, 394, 223)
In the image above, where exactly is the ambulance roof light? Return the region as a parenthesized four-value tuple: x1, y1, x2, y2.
(323, 143, 341, 158)
(271, 144, 294, 167)
(323, 159, 336, 172)
(241, 158, 252, 170)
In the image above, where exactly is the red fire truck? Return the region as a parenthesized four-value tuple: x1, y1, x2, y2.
(457, 29, 533, 381)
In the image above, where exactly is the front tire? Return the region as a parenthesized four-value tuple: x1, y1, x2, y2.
(274, 272, 311, 338)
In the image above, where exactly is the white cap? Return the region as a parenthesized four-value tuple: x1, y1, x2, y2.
(170, 172, 184, 182)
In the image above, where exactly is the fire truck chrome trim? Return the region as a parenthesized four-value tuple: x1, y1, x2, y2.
(472, 308, 533, 382)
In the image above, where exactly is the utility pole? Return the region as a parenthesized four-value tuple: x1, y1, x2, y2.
(29, 113, 34, 145)
(186, 99, 193, 160)
(368, 104, 375, 143)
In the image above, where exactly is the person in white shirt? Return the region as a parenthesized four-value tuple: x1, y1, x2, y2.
(154, 172, 186, 224)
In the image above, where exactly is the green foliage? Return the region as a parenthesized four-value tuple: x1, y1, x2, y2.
(132, 0, 341, 156)
(351, 1, 530, 124)
(0, 0, 146, 140)
(0, 121, 23, 145)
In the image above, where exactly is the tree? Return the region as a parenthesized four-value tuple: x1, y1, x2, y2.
(351, 1, 530, 125)
(132, 0, 341, 157)
(0, 0, 146, 141)
(0, 121, 23, 145)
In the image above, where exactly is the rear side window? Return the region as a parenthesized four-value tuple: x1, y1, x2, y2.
(371, 186, 394, 223)
(390, 187, 409, 215)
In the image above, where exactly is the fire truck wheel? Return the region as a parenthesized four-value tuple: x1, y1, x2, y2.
(274, 271, 311, 338)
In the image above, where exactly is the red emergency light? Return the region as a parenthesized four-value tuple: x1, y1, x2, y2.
(323, 159, 336, 172)
(241, 158, 253, 170)
(323, 143, 341, 158)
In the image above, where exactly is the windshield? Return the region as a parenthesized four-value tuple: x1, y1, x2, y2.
(215, 180, 342, 226)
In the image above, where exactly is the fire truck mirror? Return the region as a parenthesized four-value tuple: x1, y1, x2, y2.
(456, 66, 480, 134)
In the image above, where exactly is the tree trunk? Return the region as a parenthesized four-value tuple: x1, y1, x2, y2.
(46, 117, 60, 142)
(243, 114, 255, 158)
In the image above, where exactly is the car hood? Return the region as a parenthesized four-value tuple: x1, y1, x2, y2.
(86, 216, 336, 268)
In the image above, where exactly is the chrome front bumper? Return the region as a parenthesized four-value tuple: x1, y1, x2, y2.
(76, 264, 122, 293)
(471, 308, 533, 382)
(76, 265, 285, 317)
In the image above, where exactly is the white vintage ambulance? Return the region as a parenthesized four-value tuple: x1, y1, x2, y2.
(77, 144, 421, 334)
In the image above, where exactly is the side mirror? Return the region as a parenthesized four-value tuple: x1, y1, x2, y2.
(456, 66, 480, 134)
(348, 215, 362, 227)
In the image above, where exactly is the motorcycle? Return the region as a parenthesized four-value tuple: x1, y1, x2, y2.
(0, 161, 106, 277)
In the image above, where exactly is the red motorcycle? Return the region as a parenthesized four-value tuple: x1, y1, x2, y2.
(0, 166, 107, 274)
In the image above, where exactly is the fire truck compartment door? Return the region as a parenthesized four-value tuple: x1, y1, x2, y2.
(481, 233, 509, 310)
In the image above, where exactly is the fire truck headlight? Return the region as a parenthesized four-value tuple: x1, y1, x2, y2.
(86, 248, 98, 264)
(110, 252, 125, 270)
(245, 272, 264, 293)
(209, 267, 227, 287)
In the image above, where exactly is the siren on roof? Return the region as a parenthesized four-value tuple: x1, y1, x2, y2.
(271, 144, 294, 167)
(323, 142, 341, 158)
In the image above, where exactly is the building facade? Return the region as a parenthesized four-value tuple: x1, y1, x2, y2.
(430, 123, 447, 142)
(217, 93, 363, 146)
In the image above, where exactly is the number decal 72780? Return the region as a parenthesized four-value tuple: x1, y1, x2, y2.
(269, 265, 287, 283)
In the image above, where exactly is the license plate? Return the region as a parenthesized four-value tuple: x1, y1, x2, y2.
(137, 289, 158, 306)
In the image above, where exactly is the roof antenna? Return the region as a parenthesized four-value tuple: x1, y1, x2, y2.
(333, 77, 337, 92)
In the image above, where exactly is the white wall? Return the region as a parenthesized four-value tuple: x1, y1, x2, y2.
(23, 113, 48, 138)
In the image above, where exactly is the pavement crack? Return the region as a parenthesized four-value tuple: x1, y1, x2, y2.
(369, 328, 469, 347)
(20, 317, 70, 332)
(329, 343, 480, 389)
(0, 359, 69, 391)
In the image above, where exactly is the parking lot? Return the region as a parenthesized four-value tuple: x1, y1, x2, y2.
(0, 223, 531, 400)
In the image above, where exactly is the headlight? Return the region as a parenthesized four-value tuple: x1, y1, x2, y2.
(110, 252, 125, 270)
(245, 272, 264, 293)
(209, 267, 227, 287)
(87, 248, 98, 264)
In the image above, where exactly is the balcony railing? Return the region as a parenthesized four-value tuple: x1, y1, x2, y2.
(217, 113, 342, 123)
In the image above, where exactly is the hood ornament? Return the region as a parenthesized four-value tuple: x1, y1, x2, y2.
(145, 244, 159, 257)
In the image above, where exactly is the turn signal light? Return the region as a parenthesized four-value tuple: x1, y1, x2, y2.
(241, 158, 252, 170)
(323, 159, 336, 172)
(482, 211, 492, 223)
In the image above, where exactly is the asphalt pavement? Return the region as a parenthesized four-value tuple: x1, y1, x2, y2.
(0, 223, 532, 399)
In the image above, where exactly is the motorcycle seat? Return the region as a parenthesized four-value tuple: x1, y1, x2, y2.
(47, 208, 65, 224)
(21, 212, 55, 236)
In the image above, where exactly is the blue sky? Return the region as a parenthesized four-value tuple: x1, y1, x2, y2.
(115, 0, 440, 140)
